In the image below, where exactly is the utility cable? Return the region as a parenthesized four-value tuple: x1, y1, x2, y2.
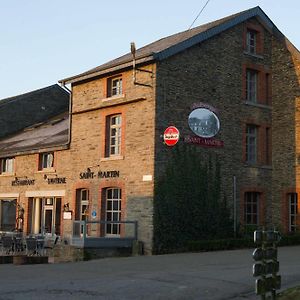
(188, 0, 212, 30)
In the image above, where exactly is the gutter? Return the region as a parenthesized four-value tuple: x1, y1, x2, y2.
(59, 55, 155, 85)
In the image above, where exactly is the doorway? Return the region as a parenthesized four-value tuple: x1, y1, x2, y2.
(29, 197, 61, 235)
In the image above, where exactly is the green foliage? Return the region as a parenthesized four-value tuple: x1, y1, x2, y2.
(153, 144, 233, 254)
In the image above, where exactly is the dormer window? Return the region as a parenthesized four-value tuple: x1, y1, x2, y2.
(39, 152, 54, 170)
(246, 29, 257, 54)
(0, 157, 14, 174)
(107, 76, 123, 98)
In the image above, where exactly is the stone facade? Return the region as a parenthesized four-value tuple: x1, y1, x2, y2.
(1, 9, 300, 255)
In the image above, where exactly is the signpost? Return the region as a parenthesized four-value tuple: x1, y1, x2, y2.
(253, 229, 281, 299)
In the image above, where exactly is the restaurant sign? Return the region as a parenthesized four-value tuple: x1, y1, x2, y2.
(12, 178, 35, 186)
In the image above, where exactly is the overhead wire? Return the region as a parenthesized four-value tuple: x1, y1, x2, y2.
(188, 0, 212, 30)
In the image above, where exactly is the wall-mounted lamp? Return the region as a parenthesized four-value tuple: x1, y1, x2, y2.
(14, 176, 27, 181)
(44, 174, 58, 180)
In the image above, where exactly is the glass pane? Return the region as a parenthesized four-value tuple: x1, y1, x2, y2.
(107, 213, 112, 221)
(107, 189, 113, 199)
(113, 188, 119, 199)
(107, 201, 112, 210)
(1, 200, 16, 231)
(112, 224, 119, 234)
(113, 200, 119, 210)
(113, 212, 119, 221)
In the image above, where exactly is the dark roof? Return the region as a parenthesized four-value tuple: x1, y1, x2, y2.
(0, 112, 69, 157)
(60, 6, 300, 85)
(0, 84, 69, 139)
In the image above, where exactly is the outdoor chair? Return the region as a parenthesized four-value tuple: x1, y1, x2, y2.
(1, 236, 14, 255)
(13, 236, 24, 253)
(26, 237, 38, 256)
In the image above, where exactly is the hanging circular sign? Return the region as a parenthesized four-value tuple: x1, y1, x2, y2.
(163, 126, 180, 146)
(188, 108, 220, 138)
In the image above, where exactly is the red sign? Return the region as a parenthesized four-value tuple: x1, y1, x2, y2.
(163, 126, 180, 146)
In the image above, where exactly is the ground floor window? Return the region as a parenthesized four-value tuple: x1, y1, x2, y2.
(105, 188, 121, 236)
(244, 192, 260, 225)
(288, 193, 298, 232)
(0, 199, 16, 231)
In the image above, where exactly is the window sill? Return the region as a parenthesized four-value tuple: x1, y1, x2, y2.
(100, 156, 124, 162)
(244, 101, 272, 110)
(36, 168, 56, 174)
(0, 172, 16, 177)
(102, 94, 125, 102)
(243, 51, 264, 59)
(244, 163, 272, 170)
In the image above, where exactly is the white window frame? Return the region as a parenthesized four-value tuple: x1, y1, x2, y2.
(246, 69, 258, 102)
(289, 193, 298, 232)
(80, 189, 89, 222)
(105, 188, 121, 236)
(246, 125, 257, 163)
(108, 76, 123, 97)
(108, 114, 122, 156)
(246, 29, 257, 54)
(0, 157, 14, 174)
(41, 152, 54, 169)
(244, 192, 259, 225)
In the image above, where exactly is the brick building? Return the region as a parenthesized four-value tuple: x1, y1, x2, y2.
(0, 6, 300, 254)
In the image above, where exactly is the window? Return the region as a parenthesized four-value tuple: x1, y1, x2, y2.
(105, 188, 121, 236)
(0, 199, 16, 231)
(246, 125, 258, 163)
(107, 76, 123, 97)
(39, 152, 54, 170)
(246, 30, 257, 54)
(246, 69, 258, 102)
(244, 192, 259, 225)
(0, 157, 14, 174)
(106, 114, 122, 157)
(289, 193, 298, 232)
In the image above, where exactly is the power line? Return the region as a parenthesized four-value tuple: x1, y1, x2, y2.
(188, 0, 212, 30)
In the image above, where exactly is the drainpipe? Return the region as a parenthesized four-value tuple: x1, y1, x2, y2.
(233, 176, 237, 237)
(60, 82, 72, 147)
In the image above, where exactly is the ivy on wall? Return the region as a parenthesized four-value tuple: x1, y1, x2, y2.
(153, 144, 233, 254)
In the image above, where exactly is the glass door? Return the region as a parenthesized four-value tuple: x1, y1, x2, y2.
(30, 197, 61, 235)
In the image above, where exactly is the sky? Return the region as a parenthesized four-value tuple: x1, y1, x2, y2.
(0, 0, 299, 100)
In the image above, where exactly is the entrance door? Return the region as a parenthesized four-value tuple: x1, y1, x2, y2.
(30, 197, 61, 235)
(75, 189, 89, 236)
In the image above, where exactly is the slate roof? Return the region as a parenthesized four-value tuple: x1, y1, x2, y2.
(60, 6, 300, 85)
(0, 112, 69, 157)
(0, 84, 69, 139)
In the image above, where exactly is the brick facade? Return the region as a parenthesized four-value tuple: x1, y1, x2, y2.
(1, 8, 300, 255)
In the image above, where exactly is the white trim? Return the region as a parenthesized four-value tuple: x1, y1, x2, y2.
(25, 190, 65, 197)
(0, 193, 19, 198)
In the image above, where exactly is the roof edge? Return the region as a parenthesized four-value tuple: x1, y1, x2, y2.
(0, 84, 69, 106)
(154, 7, 273, 60)
(60, 55, 155, 85)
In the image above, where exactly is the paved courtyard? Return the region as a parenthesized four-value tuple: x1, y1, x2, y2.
(1, 245, 300, 300)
